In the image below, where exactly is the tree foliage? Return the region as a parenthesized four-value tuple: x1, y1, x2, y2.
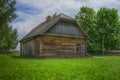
(75, 6, 98, 51)
(0, 0, 18, 52)
(75, 6, 120, 51)
(97, 7, 120, 50)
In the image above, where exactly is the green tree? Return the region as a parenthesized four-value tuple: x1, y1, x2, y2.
(75, 6, 98, 51)
(75, 6, 120, 52)
(0, 0, 18, 52)
(97, 7, 120, 50)
(52, 13, 57, 18)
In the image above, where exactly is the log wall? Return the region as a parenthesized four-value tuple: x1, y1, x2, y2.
(39, 35, 86, 57)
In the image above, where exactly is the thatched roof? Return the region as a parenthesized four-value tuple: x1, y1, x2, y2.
(20, 13, 88, 42)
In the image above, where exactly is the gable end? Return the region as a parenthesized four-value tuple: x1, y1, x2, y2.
(45, 21, 85, 38)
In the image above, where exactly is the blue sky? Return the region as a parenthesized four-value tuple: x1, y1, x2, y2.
(13, 0, 120, 50)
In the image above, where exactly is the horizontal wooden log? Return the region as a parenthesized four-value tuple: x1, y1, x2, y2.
(41, 35, 86, 56)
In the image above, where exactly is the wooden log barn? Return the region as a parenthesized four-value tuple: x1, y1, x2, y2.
(19, 13, 88, 58)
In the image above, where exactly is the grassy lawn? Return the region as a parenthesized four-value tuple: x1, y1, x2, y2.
(0, 54, 120, 80)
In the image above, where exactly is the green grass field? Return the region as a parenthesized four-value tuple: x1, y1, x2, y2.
(0, 54, 120, 80)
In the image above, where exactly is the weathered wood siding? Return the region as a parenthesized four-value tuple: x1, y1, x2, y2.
(39, 35, 86, 57)
(45, 21, 84, 37)
(20, 35, 87, 57)
(21, 40, 34, 57)
(20, 36, 41, 57)
(34, 36, 41, 56)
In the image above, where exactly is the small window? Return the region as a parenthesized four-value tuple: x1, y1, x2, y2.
(76, 44, 81, 53)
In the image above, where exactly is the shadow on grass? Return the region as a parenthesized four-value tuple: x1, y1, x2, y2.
(10, 55, 24, 59)
(10, 55, 50, 59)
(10, 52, 93, 59)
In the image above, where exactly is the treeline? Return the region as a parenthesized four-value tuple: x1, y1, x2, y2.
(0, 0, 18, 53)
(75, 6, 120, 51)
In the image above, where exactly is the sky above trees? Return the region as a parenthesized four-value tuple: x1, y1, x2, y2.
(13, 0, 120, 50)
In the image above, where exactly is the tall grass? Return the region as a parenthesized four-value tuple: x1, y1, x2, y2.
(0, 54, 120, 80)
